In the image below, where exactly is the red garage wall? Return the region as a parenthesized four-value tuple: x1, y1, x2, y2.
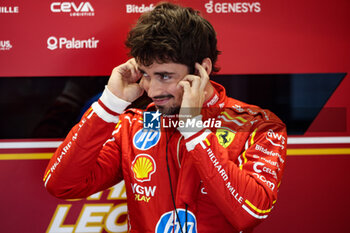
(1, 0, 349, 232)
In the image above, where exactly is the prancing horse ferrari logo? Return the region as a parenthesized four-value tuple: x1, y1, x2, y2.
(216, 128, 235, 148)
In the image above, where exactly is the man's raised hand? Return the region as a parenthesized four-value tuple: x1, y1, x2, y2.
(107, 58, 144, 102)
(178, 62, 210, 119)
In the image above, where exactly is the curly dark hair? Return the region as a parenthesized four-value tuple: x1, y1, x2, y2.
(125, 2, 220, 73)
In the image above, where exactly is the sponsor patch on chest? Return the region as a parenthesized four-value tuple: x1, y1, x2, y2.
(133, 128, 161, 150)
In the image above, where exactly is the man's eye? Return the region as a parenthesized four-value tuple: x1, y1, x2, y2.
(142, 73, 149, 78)
(161, 74, 171, 80)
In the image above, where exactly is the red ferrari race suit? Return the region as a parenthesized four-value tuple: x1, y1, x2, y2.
(43, 81, 287, 233)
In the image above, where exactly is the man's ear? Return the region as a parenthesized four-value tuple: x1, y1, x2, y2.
(201, 58, 212, 75)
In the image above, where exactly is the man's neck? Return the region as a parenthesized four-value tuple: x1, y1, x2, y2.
(204, 81, 215, 102)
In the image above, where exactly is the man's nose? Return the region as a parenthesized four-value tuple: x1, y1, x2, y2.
(144, 78, 161, 98)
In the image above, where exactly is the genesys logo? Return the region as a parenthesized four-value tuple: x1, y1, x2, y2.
(0, 40, 12, 50)
(131, 154, 156, 182)
(50, 2, 94, 16)
(47, 36, 99, 50)
(204, 1, 261, 14)
(0, 6, 19, 14)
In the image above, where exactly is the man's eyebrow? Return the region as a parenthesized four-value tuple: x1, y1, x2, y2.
(138, 68, 176, 76)
(154, 71, 176, 76)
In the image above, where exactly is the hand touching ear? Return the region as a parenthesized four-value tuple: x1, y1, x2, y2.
(107, 58, 144, 102)
(178, 62, 210, 120)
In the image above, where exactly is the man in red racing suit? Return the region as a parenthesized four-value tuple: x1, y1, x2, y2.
(44, 81, 286, 232)
(43, 3, 287, 233)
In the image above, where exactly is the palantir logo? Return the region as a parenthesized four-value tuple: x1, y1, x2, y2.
(47, 36, 58, 50)
(155, 209, 197, 233)
(143, 110, 161, 130)
(46, 36, 99, 50)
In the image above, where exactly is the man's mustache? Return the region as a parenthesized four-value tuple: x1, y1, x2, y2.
(152, 95, 174, 99)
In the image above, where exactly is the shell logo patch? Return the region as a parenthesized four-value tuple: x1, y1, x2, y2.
(131, 154, 156, 182)
(216, 128, 236, 148)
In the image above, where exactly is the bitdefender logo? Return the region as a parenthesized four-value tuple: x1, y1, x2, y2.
(50, 2, 94, 16)
(47, 36, 99, 50)
(126, 3, 154, 13)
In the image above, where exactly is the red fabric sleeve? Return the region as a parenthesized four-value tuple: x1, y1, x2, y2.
(43, 107, 124, 199)
(185, 121, 287, 231)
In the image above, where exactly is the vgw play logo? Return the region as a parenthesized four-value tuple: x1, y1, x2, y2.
(155, 209, 197, 233)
